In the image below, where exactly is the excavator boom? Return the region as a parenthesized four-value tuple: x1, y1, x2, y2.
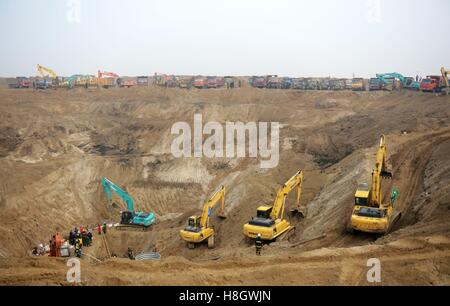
(101, 177, 135, 211)
(37, 64, 57, 78)
(199, 186, 226, 228)
(271, 170, 303, 220)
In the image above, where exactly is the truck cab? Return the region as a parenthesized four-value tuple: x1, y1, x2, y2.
(369, 78, 382, 91)
(351, 78, 365, 91)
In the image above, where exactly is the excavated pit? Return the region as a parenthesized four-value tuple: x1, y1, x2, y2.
(0, 86, 449, 284)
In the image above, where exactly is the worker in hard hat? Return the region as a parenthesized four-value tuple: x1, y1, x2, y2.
(255, 233, 262, 256)
(75, 234, 83, 258)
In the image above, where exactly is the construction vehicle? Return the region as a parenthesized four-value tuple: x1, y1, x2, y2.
(320, 78, 332, 90)
(376, 73, 407, 91)
(420, 75, 441, 92)
(224, 76, 235, 88)
(243, 170, 305, 241)
(98, 70, 119, 79)
(440, 67, 449, 95)
(349, 135, 399, 235)
(345, 79, 353, 90)
(369, 78, 383, 91)
(292, 78, 307, 90)
(36, 64, 58, 89)
(250, 76, 268, 88)
(97, 70, 119, 88)
(206, 76, 219, 88)
(177, 76, 193, 88)
(267, 76, 282, 89)
(101, 177, 155, 229)
(117, 78, 137, 88)
(137, 76, 149, 86)
(37, 64, 57, 79)
(351, 78, 365, 91)
(329, 79, 346, 91)
(192, 76, 207, 89)
(179, 185, 226, 249)
(281, 77, 293, 89)
(8, 77, 31, 89)
(403, 77, 421, 91)
(306, 78, 319, 90)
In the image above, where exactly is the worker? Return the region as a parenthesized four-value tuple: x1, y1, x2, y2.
(69, 230, 75, 246)
(102, 223, 107, 235)
(255, 233, 262, 256)
(75, 235, 83, 258)
(87, 230, 93, 246)
(127, 247, 135, 260)
(97, 224, 102, 235)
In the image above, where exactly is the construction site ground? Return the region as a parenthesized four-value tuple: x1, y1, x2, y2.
(0, 86, 449, 285)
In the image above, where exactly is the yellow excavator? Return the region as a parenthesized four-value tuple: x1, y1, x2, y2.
(349, 135, 399, 234)
(180, 186, 226, 249)
(243, 170, 304, 241)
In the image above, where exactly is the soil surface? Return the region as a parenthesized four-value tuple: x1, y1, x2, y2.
(0, 86, 449, 285)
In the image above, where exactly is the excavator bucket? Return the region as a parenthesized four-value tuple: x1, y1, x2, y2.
(290, 206, 305, 218)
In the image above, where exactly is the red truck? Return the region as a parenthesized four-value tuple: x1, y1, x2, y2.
(192, 77, 207, 89)
(420, 76, 441, 92)
(9, 77, 32, 89)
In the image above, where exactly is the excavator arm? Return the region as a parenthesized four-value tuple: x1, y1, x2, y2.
(270, 170, 303, 220)
(441, 67, 449, 95)
(101, 177, 135, 212)
(370, 135, 392, 207)
(37, 64, 57, 78)
(199, 186, 226, 228)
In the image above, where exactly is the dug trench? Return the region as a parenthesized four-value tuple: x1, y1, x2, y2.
(0, 87, 449, 284)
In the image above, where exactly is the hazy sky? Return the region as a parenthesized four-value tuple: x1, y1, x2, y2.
(0, 0, 449, 77)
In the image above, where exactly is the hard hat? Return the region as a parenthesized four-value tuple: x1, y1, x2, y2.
(257, 233, 261, 237)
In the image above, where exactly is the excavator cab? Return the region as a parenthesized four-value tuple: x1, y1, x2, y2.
(121, 211, 134, 225)
(248, 206, 275, 227)
(185, 216, 202, 232)
(256, 206, 272, 219)
(355, 183, 370, 206)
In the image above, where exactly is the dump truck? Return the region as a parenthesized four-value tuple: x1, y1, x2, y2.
(137, 76, 149, 86)
(420, 76, 441, 92)
(9, 77, 32, 89)
(192, 77, 207, 89)
(369, 78, 383, 91)
(351, 78, 365, 91)
(250, 76, 268, 88)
